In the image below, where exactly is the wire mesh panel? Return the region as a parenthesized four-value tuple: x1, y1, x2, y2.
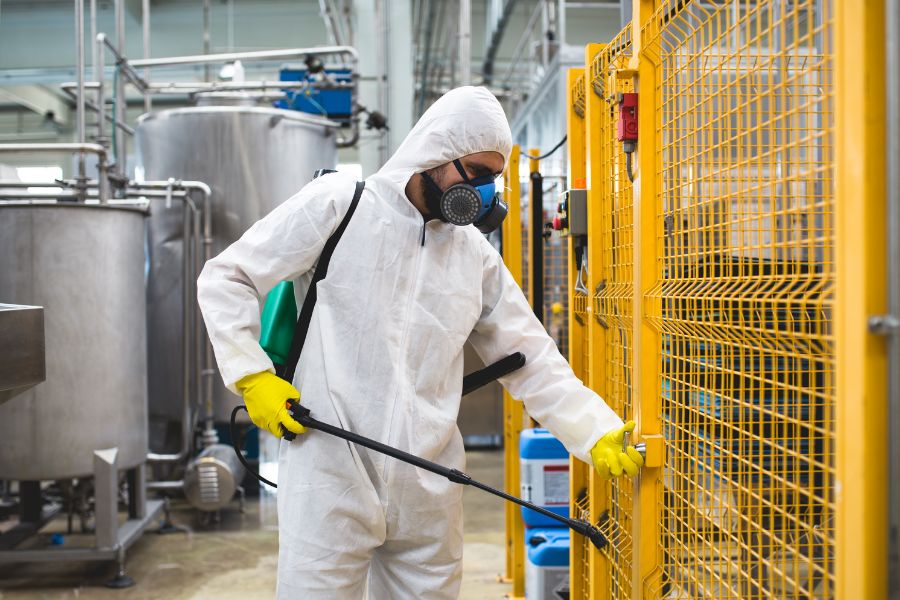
(590, 23, 637, 600)
(641, 1, 835, 597)
(566, 70, 594, 600)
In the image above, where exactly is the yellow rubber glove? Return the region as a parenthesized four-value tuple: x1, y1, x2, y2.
(590, 421, 644, 479)
(235, 371, 306, 439)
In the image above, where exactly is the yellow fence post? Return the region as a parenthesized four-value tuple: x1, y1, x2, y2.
(500, 144, 527, 598)
(565, 67, 592, 600)
(835, 0, 889, 598)
(582, 40, 614, 600)
(566, 67, 587, 386)
(629, 1, 664, 597)
(527, 148, 541, 317)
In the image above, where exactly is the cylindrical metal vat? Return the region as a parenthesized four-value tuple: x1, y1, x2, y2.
(136, 105, 339, 427)
(183, 443, 245, 512)
(0, 204, 149, 480)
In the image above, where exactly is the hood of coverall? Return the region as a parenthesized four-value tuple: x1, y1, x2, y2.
(376, 86, 513, 192)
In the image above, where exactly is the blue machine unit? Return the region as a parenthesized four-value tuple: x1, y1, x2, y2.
(275, 67, 353, 120)
(525, 528, 570, 600)
(520, 428, 570, 527)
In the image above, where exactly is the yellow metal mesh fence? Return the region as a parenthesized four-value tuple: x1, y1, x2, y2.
(572, 278, 593, 598)
(591, 23, 637, 600)
(642, 1, 835, 598)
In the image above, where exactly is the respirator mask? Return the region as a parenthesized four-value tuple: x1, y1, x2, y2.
(420, 159, 508, 233)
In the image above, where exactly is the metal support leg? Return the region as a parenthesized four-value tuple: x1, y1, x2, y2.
(19, 481, 41, 523)
(105, 546, 134, 589)
(156, 497, 190, 535)
(127, 464, 146, 520)
(93, 448, 118, 550)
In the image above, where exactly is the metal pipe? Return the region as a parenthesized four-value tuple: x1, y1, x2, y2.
(142, 0, 151, 113)
(0, 190, 188, 201)
(0, 180, 192, 195)
(94, 35, 106, 154)
(459, 0, 471, 85)
(0, 181, 85, 188)
(90, 0, 98, 80)
(146, 480, 183, 491)
(203, 0, 211, 82)
(129, 45, 358, 68)
(481, 0, 518, 85)
(558, 0, 567, 47)
(0, 142, 107, 157)
(887, 0, 900, 593)
(59, 84, 136, 136)
(114, 0, 127, 181)
(378, 0, 390, 160)
(336, 76, 360, 148)
(199, 183, 215, 435)
(500, 2, 543, 89)
(99, 34, 149, 91)
(540, 0, 550, 67)
(143, 80, 351, 92)
(62, 81, 101, 89)
(115, 0, 124, 62)
(75, 0, 86, 197)
(319, 0, 340, 45)
(417, 0, 435, 116)
(0, 192, 80, 199)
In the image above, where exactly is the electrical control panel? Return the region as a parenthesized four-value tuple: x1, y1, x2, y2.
(551, 189, 588, 237)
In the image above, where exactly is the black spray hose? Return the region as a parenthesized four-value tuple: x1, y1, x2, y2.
(230, 404, 278, 488)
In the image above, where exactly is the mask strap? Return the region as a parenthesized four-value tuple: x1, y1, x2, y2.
(420, 170, 444, 196)
(452, 159, 471, 183)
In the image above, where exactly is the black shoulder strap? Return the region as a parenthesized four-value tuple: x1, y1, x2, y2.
(281, 180, 365, 382)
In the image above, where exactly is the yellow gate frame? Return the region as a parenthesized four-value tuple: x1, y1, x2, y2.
(557, 1, 889, 598)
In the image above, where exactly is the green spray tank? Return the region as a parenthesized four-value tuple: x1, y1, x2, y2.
(258, 168, 338, 374)
(259, 280, 297, 372)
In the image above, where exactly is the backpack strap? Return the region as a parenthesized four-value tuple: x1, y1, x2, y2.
(281, 180, 365, 382)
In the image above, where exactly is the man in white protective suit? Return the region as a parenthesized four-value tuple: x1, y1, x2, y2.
(197, 86, 643, 599)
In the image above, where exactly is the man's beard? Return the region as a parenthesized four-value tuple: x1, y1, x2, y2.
(419, 168, 445, 221)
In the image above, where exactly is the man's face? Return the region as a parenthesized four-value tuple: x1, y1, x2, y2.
(419, 151, 505, 220)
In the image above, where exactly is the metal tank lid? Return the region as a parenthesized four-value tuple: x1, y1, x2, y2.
(136, 103, 340, 130)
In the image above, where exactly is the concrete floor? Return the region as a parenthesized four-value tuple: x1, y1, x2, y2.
(0, 450, 511, 599)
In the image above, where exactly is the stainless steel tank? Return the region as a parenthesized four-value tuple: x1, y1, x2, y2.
(136, 105, 339, 426)
(0, 204, 149, 480)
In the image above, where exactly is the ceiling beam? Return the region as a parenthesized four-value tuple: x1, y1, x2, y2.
(0, 85, 70, 126)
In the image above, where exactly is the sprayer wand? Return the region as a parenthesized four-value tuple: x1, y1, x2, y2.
(286, 399, 645, 550)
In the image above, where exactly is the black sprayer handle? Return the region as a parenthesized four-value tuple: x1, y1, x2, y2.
(461, 352, 526, 396)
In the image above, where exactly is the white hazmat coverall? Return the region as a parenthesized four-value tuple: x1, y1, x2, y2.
(197, 86, 624, 599)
